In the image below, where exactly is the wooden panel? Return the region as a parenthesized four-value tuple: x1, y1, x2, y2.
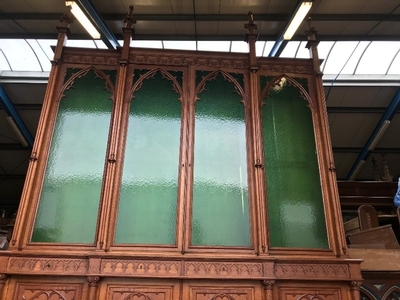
(103, 283, 177, 300)
(11, 282, 84, 300)
(279, 287, 342, 300)
(190, 288, 253, 300)
(185, 282, 262, 300)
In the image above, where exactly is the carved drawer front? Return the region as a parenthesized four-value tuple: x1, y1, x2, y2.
(13, 283, 83, 300)
(279, 288, 342, 300)
(106, 285, 174, 300)
(189, 287, 255, 300)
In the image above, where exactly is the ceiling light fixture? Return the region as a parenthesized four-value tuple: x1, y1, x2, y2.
(283, 1, 313, 40)
(66, 1, 101, 39)
(368, 120, 391, 151)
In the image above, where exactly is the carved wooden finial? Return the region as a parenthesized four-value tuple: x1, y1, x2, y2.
(248, 11, 254, 24)
(244, 11, 257, 31)
(124, 5, 136, 28)
(305, 17, 318, 40)
(59, 5, 74, 27)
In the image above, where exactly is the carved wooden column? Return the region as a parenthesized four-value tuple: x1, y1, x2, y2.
(244, 11, 266, 255)
(305, 18, 347, 257)
(101, 5, 136, 251)
(87, 277, 100, 300)
(0, 274, 9, 300)
(263, 280, 275, 300)
(350, 281, 362, 300)
(11, 7, 73, 251)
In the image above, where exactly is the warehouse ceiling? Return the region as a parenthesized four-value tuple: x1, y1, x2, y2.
(0, 0, 400, 210)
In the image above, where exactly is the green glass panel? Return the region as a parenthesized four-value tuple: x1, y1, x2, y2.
(115, 71, 181, 245)
(32, 69, 114, 243)
(262, 77, 328, 248)
(192, 72, 250, 247)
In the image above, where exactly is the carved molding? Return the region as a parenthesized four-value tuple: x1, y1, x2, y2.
(259, 64, 312, 74)
(129, 54, 249, 69)
(350, 281, 362, 290)
(101, 259, 181, 277)
(16, 286, 81, 300)
(130, 68, 183, 102)
(194, 70, 246, 104)
(185, 261, 262, 278)
(262, 280, 275, 290)
(7, 258, 88, 274)
(28, 289, 74, 300)
(63, 54, 119, 66)
(60, 66, 115, 102)
(121, 292, 154, 300)
(296, 295, 325, 300)
(280, 290, 339, 300)
(108, 286, 172, 300)
(191, 288, 253, 300)
(0, 274, 8, 282)
(87, 276, 100, 287)
(209, 294, 237, 300)
(275, 263, 350, 279)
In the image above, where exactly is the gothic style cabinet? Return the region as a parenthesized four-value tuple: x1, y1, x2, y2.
(0, 10, 362, 300)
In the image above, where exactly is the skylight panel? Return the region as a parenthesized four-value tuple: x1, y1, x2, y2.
(387, 51, 400, 75)
(255, 41, 266, 57)
(0, 50, 11, 71)
(296, 41, 310, 58)
(0, 39, 41, 71)
(94, 40, 108, 49)
(26, 40, 52, 72)
(261, 41, 274, 57)
(37, 40, 57, 61)
(130, 40, 163, 49)
(231, 41, 248, 53)
(279, 41, 300, 58)
(197, 41, 230, 52)
(339, 41, 370, 75)
(163, 41, 196, 51)
(66, 40, 97, 48)
(356, 41, 400, 75)
(323, 42, 359, 75)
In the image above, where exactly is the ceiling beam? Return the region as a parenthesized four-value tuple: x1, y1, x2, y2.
(1, 33, 399, 42)
(74, 0, 120, 49)
(0, 174, 25, 180)
(0, 104, 42, 110)
(0, 143, 29, 150)
(1, 13, 400, 22)
(327, 107, 396, 114)
(0, 85, 34, 148)
(333, 147, 400, 154)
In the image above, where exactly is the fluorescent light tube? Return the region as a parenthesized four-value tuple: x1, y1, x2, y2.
(6, 116, 29, 147)
(368, 120, 391, 151)
(66, 1, 101, 39)
(283, 1, 313, 40)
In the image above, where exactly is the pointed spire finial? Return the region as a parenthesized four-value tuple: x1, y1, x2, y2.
(124, 5, 136, 28)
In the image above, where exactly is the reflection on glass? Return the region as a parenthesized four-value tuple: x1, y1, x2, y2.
(192, 72, 251, 247)
(32, 69, 113, 243)
(115, 71, 181, 245)
(262, 77, 328, 248)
